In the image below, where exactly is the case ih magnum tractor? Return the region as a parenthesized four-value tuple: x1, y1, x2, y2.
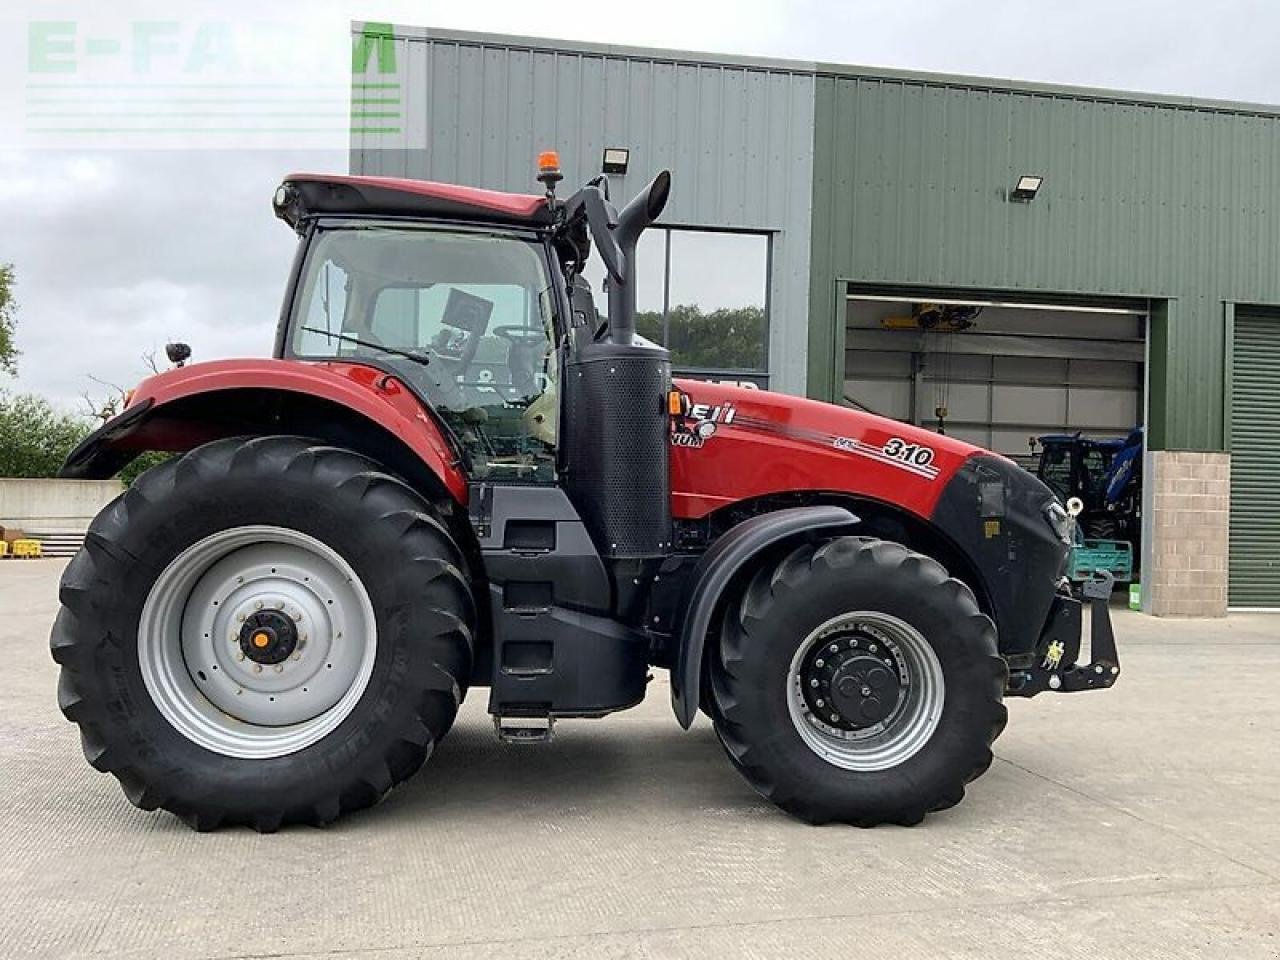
(52, 156, 1119, 831)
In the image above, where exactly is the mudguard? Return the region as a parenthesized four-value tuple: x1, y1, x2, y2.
(59, 358, 469, 502)
(670, 505, 859, 728)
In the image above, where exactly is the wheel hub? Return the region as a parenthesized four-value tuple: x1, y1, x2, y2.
(829, 653, 900, 724)
(786, 610, 945, 772)
(138, 526, 378, 759)
(800, 627, 907, 733)
(239, 610, 298, 665)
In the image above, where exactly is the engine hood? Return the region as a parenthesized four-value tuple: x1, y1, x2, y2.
(669, 379, 993, 521)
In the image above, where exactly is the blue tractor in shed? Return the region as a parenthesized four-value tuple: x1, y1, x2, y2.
(1032, 428, 1143, 585)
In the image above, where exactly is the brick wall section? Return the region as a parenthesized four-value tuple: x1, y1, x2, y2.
(1146, 451, 1230, 617)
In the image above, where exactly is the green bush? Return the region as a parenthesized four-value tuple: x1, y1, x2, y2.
(0, 394, 93, 478)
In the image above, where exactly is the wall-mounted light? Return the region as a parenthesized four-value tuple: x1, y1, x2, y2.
(1011, 175, 1043, 201)
(602, 147, 630, 175)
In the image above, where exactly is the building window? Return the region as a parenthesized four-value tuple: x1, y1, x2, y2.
(585, 227, 770, 381)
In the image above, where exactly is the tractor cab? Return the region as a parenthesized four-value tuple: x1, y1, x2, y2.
(282, 213, 562, 482)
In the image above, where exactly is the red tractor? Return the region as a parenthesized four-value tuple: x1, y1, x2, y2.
(52, 156, 1119, 831)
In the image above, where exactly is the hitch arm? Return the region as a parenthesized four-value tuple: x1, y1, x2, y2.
(1007, 571, 1121, 697)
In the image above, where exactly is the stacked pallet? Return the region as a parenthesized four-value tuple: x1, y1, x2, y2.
(27, 532, 83, 558)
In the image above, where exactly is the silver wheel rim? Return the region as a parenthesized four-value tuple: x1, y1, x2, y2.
(786, 611, 944, 771)
(138, 525, 377, 760)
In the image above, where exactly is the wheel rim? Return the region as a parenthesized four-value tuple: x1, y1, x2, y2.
(138, 525, 377, 760)
(785, 611, 944, 771)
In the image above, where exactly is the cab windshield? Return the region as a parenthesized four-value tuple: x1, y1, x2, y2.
(291, 226, 559, 482)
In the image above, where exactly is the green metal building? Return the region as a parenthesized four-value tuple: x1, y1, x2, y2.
(353, 24, 1280, 611)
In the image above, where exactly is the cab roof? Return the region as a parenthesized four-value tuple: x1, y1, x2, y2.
(275, 173, 554, 230)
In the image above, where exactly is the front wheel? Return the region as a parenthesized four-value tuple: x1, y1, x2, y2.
(51, 437, 475, 831)
(709, 537, 1007, 826)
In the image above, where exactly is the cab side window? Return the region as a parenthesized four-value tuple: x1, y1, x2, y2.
(292, 227, 560, 483)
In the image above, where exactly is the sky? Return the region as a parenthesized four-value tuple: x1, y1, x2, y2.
(3, 0, 1280, 410)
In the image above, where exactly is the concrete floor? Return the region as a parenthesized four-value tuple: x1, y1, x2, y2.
(1, 559, 1278, 960)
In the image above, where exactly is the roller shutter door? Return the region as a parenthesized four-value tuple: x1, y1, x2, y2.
(1229, 314, 1280, 606)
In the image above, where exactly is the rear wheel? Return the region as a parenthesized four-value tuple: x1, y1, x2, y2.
(709, 537, 1007, 826)
(51, 437, 475, 831)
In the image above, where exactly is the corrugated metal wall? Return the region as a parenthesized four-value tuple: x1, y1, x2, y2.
(807, 75, 1280, 451)
(351, 26, 816, 395)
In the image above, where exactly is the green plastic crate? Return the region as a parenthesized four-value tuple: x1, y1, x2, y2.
(1067, 537, 1134, 584)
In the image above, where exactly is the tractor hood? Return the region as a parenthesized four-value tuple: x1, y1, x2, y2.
(668, 379, 993, 521)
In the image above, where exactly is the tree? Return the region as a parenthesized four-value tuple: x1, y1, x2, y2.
(0, 264, 17, 375)
(0, 393, 166, 483)
(0, 393, 92, 478)
(635, 304, 766, 370)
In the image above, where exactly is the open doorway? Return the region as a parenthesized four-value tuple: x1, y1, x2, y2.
(843, 285, 1148, 593)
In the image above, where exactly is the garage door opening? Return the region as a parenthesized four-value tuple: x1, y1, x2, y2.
(842, 286, 1148, 590)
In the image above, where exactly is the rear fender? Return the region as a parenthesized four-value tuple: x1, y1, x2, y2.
(60, 359, 469, 503)
(670, 505, 859, 728)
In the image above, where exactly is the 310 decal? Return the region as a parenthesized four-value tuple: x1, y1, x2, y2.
(832, 435, 941, 480)
(882, 437, 935, 468)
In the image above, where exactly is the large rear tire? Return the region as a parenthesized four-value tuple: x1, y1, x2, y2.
(709, 537, 1006, 826)
(51, 437, 475, 831)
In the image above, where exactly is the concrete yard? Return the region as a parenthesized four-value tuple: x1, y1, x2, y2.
(1, 558, 1277, 960)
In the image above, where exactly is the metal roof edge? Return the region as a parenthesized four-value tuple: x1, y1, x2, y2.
(353, 22, 816, 75)
(352, 20, 1280, 119)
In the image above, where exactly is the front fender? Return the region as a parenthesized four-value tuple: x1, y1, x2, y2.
(59, 358, 469, 502)
(670, 505, 859, 728)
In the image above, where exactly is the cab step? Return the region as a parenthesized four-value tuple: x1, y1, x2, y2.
(494, 714, 555, 744)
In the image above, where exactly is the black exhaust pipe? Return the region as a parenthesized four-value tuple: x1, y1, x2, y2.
(562, 171, 673, 562)
(608, 171, 671, 345)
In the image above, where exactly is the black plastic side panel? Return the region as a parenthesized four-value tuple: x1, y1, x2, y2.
(670, 506, 859, 729)
(561, 341, 672, 560)
(472, 483, 650, 716)
(931, 455, 1069, 657)
(485, 596, 650, 717)
(471, 484, 612, 612)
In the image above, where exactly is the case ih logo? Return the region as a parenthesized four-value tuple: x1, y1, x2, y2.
(671, 401, 736, 449)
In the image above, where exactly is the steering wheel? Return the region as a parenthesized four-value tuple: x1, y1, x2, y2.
(493, 325, 546, 347)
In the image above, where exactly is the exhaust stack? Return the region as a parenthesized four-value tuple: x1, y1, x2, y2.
(607, 171, 671, 345)
(560, 171, 674, 562)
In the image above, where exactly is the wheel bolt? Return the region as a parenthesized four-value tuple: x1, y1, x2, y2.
(255, 600, 264, 610)
(809, 678, 819, 688)
(237, 613, 246, 622)
(869, 644, 878, 653)
(236, 653, 245, 661)
(292, 652, 301, 661)
(274, 664, 283, 673)
(862, 685, 871, 696)
(253, 664, 262, 673)
(815, 658, 825, 668)
(830, 713, 840, 722)
(291, 610, 302, 622)
(829, 644, 839, 653)
(816, 698, 825, 707)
